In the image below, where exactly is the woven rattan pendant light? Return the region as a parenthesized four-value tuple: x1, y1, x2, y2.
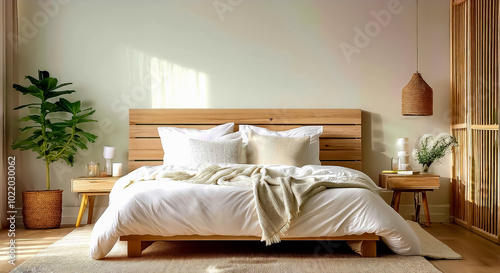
(402, 0, 433, 116)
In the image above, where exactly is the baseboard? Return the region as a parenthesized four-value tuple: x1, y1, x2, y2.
(12, 206, 108, 227)
(60, 206, 108, 225)
(396, 204, 452, 223)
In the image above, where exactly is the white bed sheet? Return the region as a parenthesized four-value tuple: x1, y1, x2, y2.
(90, 164, 421, 259)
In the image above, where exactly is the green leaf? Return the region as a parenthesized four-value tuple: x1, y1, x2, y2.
(77, 118, 97, 123)
(20, 115, 42, 124)
(53, 82, 72, 90)
(56, 98, 76, 113)
(43, 102, 59, 112)
(73, 139, 88, 150)
(12, 84, 33, 95)
(27, 85, 44, 100)
(76, 109, 95, 119)
(49, 136, 67, 144)
(27, 115, 42, 123)
(19, 116, 31, 122)
(39, 77, 58, 93)
(14, 103, 41, 110)
(78, 131, 97, 142)
(59, 99, 80, 114)
(47, 122, 67, 130)
(25, 75, 40, 85)
(73, 101, 81, 113)
(20, 125, 41, 132)
(45, 90, 75, 99)
(65, 154, 75, 166)
(11, 135, 44, 150)
(32, 129, 43, 136)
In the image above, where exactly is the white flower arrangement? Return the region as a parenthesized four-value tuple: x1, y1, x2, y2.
(412, 133, 458, 172)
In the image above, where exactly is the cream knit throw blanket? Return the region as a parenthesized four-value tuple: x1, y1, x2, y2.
(130, 165, 379, 245)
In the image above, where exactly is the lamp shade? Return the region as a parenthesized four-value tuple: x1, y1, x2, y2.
(402, 72, 433, 116)
(103, 146, 115, 159)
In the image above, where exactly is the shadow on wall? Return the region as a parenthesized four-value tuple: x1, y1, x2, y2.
(362, 111, 390, 185)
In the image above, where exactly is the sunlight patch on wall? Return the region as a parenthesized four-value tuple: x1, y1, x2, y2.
(150, 57, 209, 108)
(125, 47, 209, 109)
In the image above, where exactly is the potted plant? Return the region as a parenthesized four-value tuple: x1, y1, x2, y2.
(12, 70, 97, 229)
(412, 133, 458, 173)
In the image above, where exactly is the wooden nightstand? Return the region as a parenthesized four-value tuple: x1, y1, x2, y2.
(379, 173, 440, 227)
(71, 176, 120, 227)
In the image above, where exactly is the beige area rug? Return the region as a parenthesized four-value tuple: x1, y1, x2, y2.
(406, 221, 462, 260)
(10, 222, 459, 273)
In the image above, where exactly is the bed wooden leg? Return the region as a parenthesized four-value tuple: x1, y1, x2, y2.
(360, 240, 377, 257)
(127, 241, 142, 257)
(127, 241, 153, 257)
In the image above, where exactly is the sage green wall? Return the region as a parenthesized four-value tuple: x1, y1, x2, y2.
(8, 0, 450, 224)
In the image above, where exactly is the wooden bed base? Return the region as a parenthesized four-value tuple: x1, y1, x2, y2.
(119, 234, 380, 258)
(125, 109, 377, 257)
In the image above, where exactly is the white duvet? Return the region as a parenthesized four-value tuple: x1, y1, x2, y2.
(90, 164, 421, 259)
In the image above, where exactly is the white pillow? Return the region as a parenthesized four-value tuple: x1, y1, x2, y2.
(189, 138, 242, 168)
(239, 125, 323, 165)
(158, 123, 235, 167)
(214, 131, 241, 141)
(247, 132, 310, 167)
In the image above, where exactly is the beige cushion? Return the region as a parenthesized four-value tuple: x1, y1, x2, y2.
(239, 125, 323, 165)
(247, 131, 310, 167)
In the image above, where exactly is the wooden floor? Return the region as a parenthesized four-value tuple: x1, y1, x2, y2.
(424, 223, 500, 273)
(0, 224, 75, 273)
(0, 223, 499, 273)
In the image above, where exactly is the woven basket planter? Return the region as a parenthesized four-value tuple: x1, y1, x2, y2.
(22, 190, 63, 229)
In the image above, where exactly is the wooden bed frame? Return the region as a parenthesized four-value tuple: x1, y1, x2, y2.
(122, 108, 379, 257)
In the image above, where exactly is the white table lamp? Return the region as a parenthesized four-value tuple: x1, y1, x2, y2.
(395, 138, 412, 171)
(103, 146, 115, 176)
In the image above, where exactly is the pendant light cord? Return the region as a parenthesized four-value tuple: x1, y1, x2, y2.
(416, 0, 419, 73)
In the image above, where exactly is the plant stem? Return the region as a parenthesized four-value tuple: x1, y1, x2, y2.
(45, 158, 50, 190)
(40, 99, 50, 190)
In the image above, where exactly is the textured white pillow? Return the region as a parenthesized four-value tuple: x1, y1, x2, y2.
(157, 123, 234, 167)
(189, 138, 242, 168)
(246, 131, 310, 167)
(239, 125, 323, 165)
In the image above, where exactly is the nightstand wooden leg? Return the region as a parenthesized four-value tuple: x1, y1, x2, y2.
(390, 192, 396, 208)
(414, 192, 421, 224)
(76, 194, 89, 227)
(393, 191, 402, 212)
(87, 195, 95, 224)
(422, 192, 431, 227)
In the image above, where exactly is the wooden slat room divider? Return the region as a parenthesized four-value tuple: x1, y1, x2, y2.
(451, 0, 499, 243)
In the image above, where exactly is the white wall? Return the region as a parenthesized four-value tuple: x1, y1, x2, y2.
(8, 0, 451, 224)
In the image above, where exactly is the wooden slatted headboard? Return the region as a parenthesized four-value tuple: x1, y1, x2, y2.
(128, 109, 362, 171)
